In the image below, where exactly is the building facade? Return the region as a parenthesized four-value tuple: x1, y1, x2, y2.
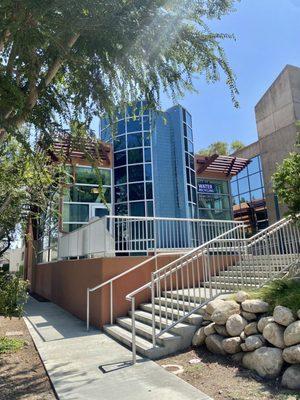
(101, 102, 197, 220)
(233, 64, 300, 226)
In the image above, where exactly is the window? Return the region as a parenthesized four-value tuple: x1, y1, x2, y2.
(127, 118, 142, 133)
(146, 182, 153, 199)
(145, 164, 152, 181)
(115, 185, 127, 203)
(127, 133, 143, 148)
(117, 119, 126, 136)
(63, 204, 89, 223)
(129, 164, 144, 182)
(114, 135, 126, 151)
(144, 148, 151, 162)
(128, 148, 143, 164)
(129, 183, 144, 201)
(130, 202, 145, 216)
(115, 203, 128, 215)
(249, 172, 262, 191)
(114, 167, 127, 185)
(115, 151, 127, 167)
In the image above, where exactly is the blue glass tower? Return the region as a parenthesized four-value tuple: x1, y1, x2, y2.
(100, 101, 197, 220)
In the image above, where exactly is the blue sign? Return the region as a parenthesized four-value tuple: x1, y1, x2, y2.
(198, 182, 216, 194)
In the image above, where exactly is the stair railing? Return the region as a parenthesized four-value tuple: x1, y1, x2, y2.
(126, 224, 245, 364)
(126, 216, 300, 364)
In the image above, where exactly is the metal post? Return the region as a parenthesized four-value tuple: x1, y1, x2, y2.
(110, 281, 113, 324)
(131, 297, 137, 365)
(86, 288, 90, 331)
(151, 273, 156, 347)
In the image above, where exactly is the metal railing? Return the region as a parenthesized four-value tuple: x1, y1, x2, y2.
(126, 216, 300, 363)
(59, 215, 243, 259)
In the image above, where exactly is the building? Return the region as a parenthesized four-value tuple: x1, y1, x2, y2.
(101, 102, 197, 220)
(232, 65, 300, 227)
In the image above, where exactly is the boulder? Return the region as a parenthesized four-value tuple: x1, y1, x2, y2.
(273, 305, 295, 326)
(242, 347, 283, 378)
(241, 311, 257, 321)
(205, 334, 226, 355)
(192, 327, 206, 346)
(201, 320, 211, 327)
(263, 322, 285, 348)
(203, 312, 212, 321)
(244, 322, 258, 336)
(241, 335, 264, 352)
(211, 301, 240, 325)
(281, 365, 300, 390)
(203, 323, 216, 336)
(197, 305, 207, 316)
(284, 321, 300, 346)
(236, 291, 250, 303)
(282, 344, 300, 364)
(215, 324, 229, 337)
(241, 299, 269, 314)
(231, 352, 244, 363)
(257, 316, 274, 333)
(240, 331, 247, 341)
(222, 337, 242, 354)
(206, 298, 224, 315)
(297, 309, 300, 319)
(226, 314, 247, 337)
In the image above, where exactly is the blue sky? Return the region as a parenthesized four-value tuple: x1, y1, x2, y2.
(162, 0, 300, 152)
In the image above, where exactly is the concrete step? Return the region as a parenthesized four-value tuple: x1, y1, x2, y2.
(219, 270, 277, 278)
(103, 324, 164, 359)
(140, 303, 203, 326)
(226, 265, 284, 272)
(154, 296, 205, 314)
(129, 309, 197, 350)
(164, 287, 224, 303)
(210, 275, 267, 285)
(203, 281, 260, 290)
(116, 316, 181, 349)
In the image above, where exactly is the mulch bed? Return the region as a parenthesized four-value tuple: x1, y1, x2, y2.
(0, 316, 56, 400)
(157, 346, 300, 400)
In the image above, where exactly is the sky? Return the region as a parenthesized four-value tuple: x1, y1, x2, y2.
(162, 0, 300, 153)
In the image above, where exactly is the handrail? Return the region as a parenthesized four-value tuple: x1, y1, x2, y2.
(126, 215, 300, 364)
(86, 251, 186, 330)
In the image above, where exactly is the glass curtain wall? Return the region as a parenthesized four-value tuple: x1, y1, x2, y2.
(231, 155, 268, 234)
(183, 109, 197, 218)
(62, 166, 112, 232)
(197, 179, 232, 220)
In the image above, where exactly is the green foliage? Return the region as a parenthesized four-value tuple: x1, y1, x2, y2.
(0, 337, 24, 354)
(247, 279, 300, 313)
(0, 0, 238, 138)
(273, 136, 300, 219)
(198, 139, 244, 156)
(0, 272, 28, 318)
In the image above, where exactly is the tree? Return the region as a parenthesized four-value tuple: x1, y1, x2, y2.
(0, 0, 238, 140)
(0, 135, 65, 257)
(273, 139, 300, 219)
(197, 140, 244, 156)
(231, 140, 245, 153)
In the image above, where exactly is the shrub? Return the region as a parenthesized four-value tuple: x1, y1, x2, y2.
(248, 279, 300, 313)
(0, 272, 28, 318)
(0, 337, 24, 354)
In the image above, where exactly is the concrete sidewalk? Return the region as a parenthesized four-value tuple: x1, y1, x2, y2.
(24, 297, 212, 400)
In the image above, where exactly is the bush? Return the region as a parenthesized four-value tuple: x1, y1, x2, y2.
(0, 337, 24, 354)
(248, 279, 300, 313)
(0, 272, 28, 318)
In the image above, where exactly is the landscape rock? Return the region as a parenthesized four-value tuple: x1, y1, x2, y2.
(242, 347, 283, 378)
(206, 298, 224, 315)
(263, 322, 285, 348)
(297, 309, 300, 319)
(197, 306, 207, 316)
(241, 299, 269, 314)
(257, 316, 274, 333)
(201, 321, 211, 326)
(205, 334, 226, 355)
(244, 322, 258, 336)
(241, 335, 264, 352)
(211, 301, 240, 325)
(282, 344, 300, 364)
(222, 337, 242, 354)
(231, 352, 244, 363)
(203, 323, 216, 336)
(226, 314, 247, 337)
(273, 305, 295, 326)
(203, 312, 212, 321)
(284, 321, 300, 346)
(281, 365, 300, 390)
(241, 311, 257, 321)
(215, 324, 229, 337)
(240, 331, 246, 341)
(192, 327, 206, 346)
(236, 291, 250, 303)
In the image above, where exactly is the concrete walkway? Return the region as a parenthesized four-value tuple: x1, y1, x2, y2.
(24, 297, 212, 400)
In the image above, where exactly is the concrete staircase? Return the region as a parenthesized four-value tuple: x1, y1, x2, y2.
(103, 253, 292, 360)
